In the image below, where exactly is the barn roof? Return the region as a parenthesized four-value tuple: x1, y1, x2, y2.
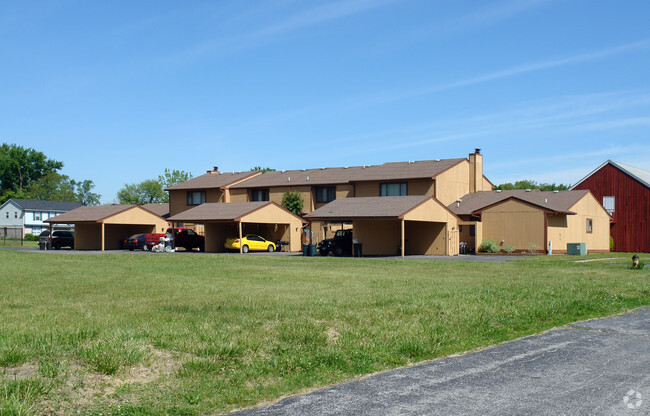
(571, 160, 650, 190)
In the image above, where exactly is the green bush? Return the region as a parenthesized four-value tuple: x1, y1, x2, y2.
(24, 234, 39, 241)
(610, 236, 614, 251)
(478, 240, 499, 253)
(504, 244, 516, 254)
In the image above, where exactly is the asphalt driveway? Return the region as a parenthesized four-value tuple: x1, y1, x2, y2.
(232, 308, 650, 416)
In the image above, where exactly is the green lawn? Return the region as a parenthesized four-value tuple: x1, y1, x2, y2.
(0, 250, 648, 415)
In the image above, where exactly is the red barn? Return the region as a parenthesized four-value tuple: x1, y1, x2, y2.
(571, 160, 650, 252)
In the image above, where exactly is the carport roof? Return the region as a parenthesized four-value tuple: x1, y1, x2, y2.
(45, 205, 162, 223)
(167, 201, 305, 222)
(305, 195, 436, 220)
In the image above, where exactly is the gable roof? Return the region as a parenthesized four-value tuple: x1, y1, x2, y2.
(305, 195, 435, 219)
(167, 201, 305, 223)
(3, 199, 82, 212)
(165, 171, 260, 191)
(571, 160, 650, 190)
(229, 158, 466, 188)
(45, 205, 150, 223)
(142, 203, 170, 218)
(448, 190, 591, 216)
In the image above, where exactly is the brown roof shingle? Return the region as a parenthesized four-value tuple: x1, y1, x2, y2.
(45, 205, 139, 223)
(448, 190, 591, 216)
(165, 171, 259, 191)
(230, 158, 466, 188)
(168, 201, 291, 222)
(305, 195, 432, 219)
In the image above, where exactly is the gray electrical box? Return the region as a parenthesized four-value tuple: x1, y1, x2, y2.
(567, 243, 587, 255)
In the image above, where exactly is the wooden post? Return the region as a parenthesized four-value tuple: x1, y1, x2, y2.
(238, 221, 243, 254)
(401, 219, 405, 258)
(101, 222, 105, 251)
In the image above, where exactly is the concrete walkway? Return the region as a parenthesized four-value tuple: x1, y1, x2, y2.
(233, 308, 650, 415)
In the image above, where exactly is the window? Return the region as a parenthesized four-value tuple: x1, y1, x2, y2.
(603, 196, 615, 214)
(315, 186, 336, 203)
(586, 218, 593, 233)
(469, 225, 475, 237)
(380, 182, 407, 196)
(251, 189, 269, 202)
(34, 212, 41, 221)
(14, 211, 18, 218)
(5, 212, 8, 219)
(187, 191, 206, 205)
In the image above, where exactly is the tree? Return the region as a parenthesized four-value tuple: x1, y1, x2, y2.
(250, 166, 276, 172)
(282, 191, 304, 215)
(73, 179, 101, 206)
(158, 169, 192, 192)
(116, 169, 193, 205)
(496, 179, 570, 191)
(0, 143, 63, 195)
(117, 179, 167, 205)
(25, 172, 76, 202)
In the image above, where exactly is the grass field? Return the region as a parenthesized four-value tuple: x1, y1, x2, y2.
(0, 250, 648, 415)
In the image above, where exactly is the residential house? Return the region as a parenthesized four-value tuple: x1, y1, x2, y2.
(571, 160, 650, 252)
(449, 189, 610, 254)
(0, 199, 82, 237)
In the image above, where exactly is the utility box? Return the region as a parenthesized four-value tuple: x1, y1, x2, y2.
(567, 243, 587, 255)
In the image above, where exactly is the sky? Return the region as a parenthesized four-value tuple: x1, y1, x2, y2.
(2, 0, 650, 203)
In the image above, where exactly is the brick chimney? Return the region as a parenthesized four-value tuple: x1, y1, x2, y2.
(469, 148, 483, 193)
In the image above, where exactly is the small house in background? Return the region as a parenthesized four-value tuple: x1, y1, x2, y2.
(449, 190, 610, 254)
(571, 160, 650, 253)
(0, 199, 82, 237)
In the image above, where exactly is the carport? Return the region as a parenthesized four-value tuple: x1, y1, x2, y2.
(45, 205, 169, 251)
(167, 201, 305, 253)
(305, 196, 460, 257)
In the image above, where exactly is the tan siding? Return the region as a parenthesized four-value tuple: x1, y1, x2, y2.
(75, 223, 102, 250)
(354, 179, 434, 198)
(403, 199, 457, 223)
(481, 199, 545, 251)
(355, 181, 380, 197)
(405, 221, 447, 254)
(268, 186, 311, 213)
(229, 189, 248, 202)
(354, 218, 400, 255)
(435, 160, 470, 206)
(547, 193, 610, 253)
(169, 189, 223, 216)
(482, 177, 494, 191)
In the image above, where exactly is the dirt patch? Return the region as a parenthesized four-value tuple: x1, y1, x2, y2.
(1, 361, 39, 379)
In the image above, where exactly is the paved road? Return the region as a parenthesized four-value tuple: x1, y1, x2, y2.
(232, 308, 650, 416)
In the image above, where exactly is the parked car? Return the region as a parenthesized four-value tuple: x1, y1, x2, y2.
(121, 233, 149, 251)
(171, 228, 205, 252)
(39, 230, 75, 249)
(224, 234, 276, 253)
(318, 229, 353, 256)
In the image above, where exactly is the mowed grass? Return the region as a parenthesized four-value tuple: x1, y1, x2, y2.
(0, 250, 648, 415)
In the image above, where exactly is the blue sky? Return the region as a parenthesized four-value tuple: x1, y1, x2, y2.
(2, 0, 649, 203)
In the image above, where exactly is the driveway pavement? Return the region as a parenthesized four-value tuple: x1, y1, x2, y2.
(232, 308, 650, 416)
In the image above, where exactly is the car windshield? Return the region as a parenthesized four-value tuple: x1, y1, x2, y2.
(335, 230, 348, 237)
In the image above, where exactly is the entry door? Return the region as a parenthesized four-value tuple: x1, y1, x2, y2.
(449, 229, 459, 255)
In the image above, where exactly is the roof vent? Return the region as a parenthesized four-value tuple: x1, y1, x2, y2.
(475, 148, 481, 154)
(363, 165, 366, 169)
(545, 198, 548, 203)
(553, 190, 559, 193)
(288, 177, 291, 182)
(301, 169, 306, 171)
(306, 176, 310, 181)
(214, 166, 219, 171)
(282, 170, 286, 173)
(496, 189, 501, 193)
(321, 167, 325, 170)
(456, 198, 462, 208)
(526, 189, 532, 192)
(344, 166, 348, 169)
(434, 159, 440, 162)
(408, 160, 413, 164)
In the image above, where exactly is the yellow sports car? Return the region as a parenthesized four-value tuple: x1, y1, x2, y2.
(224, 234, 276, 253)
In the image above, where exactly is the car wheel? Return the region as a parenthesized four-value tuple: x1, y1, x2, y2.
(199, 244, 205, 252)
(53, 242, 62, 250)
(267, 245, 274, 252)
(242, 245, 249, 253)
(129, 248, 134, 251)
(333, 246, 343, 256)
(319, 249, 328, 256)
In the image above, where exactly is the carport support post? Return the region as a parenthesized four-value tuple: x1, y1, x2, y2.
(238, 221, 243, 254)
(401, 219, 405, 258)
(101, 222, 105, 251)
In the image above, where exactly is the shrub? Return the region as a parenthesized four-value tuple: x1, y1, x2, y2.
(478, 240, 499, 253)
(504, 244, 516, 254)
(610, 236, 614, 251)
(527, 243, 539, 254)
(282, 191, 304, 215)
(24, 234, 39, 241)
